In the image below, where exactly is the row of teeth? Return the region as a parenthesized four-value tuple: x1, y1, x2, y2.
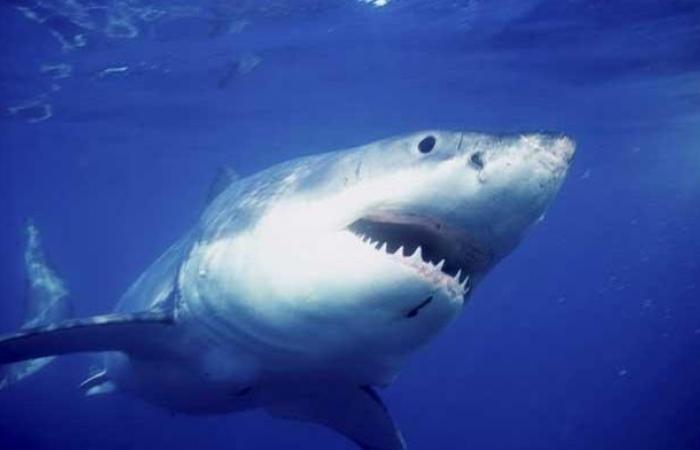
(357, 234, 471, 292)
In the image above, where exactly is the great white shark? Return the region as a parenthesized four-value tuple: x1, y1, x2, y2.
(0, 130, 574, 449)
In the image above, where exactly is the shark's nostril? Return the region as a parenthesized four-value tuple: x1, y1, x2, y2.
(469, 152, 485, 170)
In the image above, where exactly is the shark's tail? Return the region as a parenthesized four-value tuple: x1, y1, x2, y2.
(0, 220, 72, 390)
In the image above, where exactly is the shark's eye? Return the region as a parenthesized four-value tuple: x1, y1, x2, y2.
(418, 135, 436, 154)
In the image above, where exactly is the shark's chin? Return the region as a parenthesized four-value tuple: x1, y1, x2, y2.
(346, 213, 490, 301)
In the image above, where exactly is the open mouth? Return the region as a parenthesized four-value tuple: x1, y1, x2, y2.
(347, 213, 492, 299)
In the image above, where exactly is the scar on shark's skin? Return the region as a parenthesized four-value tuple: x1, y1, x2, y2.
(405, 296, 433, 318)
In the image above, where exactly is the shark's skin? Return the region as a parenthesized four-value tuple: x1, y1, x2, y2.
(0, 130, 574, 449)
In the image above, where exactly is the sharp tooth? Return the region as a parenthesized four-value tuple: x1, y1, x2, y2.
(457, 275, 469, 290)
(459, 276, 468, 290)
(411, 246, 423, 261)
(436, 259, 445, 270)
(454, 269, 462, 282)
(379, 242, 387, 253)
(395, 245, 404, 256)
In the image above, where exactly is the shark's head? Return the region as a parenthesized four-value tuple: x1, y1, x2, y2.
(342, 131, 575, 288)
(192, 131, 574, 382)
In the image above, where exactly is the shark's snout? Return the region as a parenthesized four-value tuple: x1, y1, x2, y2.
(504, 133, 576, 183)
(527, 134, 576, 165)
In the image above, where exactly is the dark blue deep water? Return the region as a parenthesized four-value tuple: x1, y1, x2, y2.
(1, 1, 699, 449)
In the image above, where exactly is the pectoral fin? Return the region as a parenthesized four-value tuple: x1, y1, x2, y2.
(0, 311, 173, 365)
(265, 384, 406, 450)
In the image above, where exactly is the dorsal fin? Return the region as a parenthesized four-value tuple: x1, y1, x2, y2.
(206, 165, 239, 205)
(1, 220, 73, 389)
(23, 219, 72, 327)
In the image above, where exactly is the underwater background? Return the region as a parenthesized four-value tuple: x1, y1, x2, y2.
(0, 0, 698, 449)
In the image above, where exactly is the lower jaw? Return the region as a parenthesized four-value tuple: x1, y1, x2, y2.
(389, 255, 471, 302)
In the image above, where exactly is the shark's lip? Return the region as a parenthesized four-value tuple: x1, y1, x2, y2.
(347, 213, 492, 300)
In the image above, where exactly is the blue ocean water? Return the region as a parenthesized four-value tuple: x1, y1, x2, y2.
(0, 1, 698, 449)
